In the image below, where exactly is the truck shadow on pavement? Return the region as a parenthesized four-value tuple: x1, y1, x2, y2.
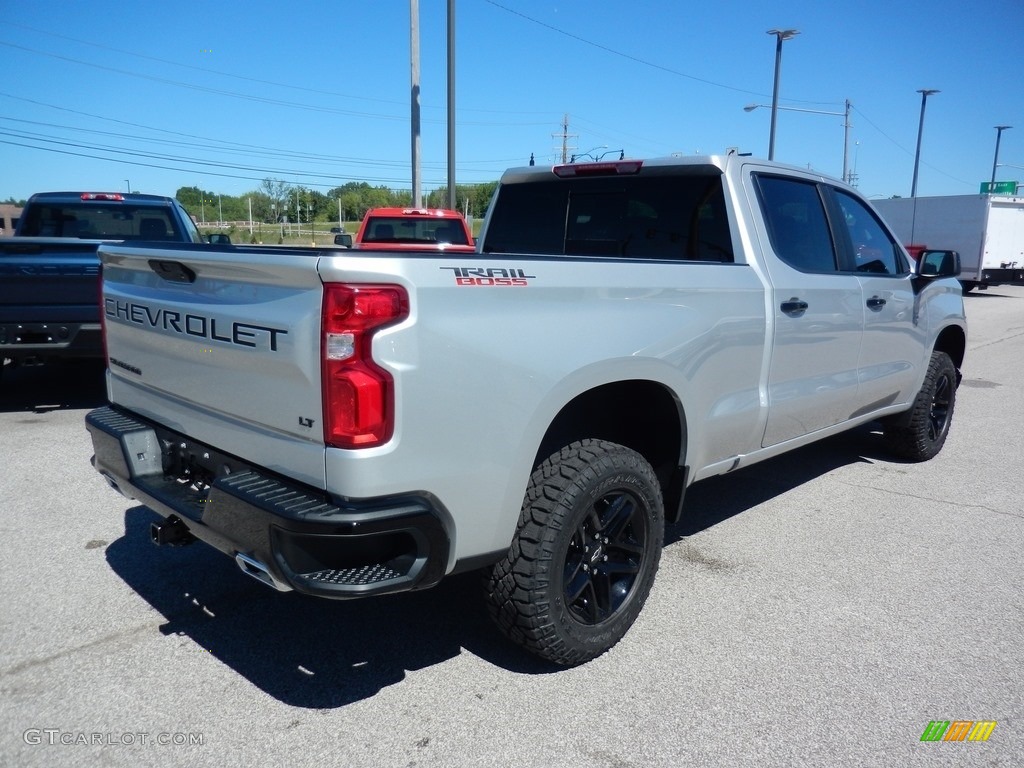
(104, 507, 556, 709)
(667, 425, 894, 542)
(0, 360, 107, 412)
(103, 424, 896, 708)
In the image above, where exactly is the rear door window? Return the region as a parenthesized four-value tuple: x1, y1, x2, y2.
(482, 171, 733, 262)
(755, 175, 838, 273)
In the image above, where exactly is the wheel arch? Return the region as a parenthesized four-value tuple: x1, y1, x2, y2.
(934, 323, 966, 373)
(534, 379, 689, 524)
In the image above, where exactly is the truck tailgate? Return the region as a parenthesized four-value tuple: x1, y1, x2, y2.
(0, 238, 104, 322)
(100, 243, 327, 487)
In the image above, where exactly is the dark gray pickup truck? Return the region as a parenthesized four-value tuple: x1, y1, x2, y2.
(0, 191, 205, 378)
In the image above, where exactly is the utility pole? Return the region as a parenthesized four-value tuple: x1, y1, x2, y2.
(410, 0, 422, 207)
(552, 113, 577, 164)
(446, 0, 456, 210)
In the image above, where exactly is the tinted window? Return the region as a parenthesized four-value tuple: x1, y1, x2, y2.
(19, 203, 182, 241)
(482, 172, 733, 261)
(362, 216, 469, 245)
(173, 202, 204, 243)
(832, 190, 906, 275)
(756, 175, 837, 273)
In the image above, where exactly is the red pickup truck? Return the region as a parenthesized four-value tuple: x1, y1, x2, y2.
(354, 207, 475, 252)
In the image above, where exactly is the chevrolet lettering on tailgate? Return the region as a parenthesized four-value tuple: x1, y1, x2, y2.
(104, 299, 288, 351)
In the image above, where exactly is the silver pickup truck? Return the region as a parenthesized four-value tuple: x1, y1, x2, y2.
(86, 154, 966, 666)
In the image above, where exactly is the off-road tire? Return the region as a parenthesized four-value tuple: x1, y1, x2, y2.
(486, 439, 664, 666)
(883, 350, 958, 461)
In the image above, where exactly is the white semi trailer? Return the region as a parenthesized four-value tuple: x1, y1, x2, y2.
(874, 194, 1024, 291)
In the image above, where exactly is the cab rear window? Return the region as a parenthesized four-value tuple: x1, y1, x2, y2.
(481, 171, 733, 261)
(362, 217, 469, 245)
(19, 203, 182, 241)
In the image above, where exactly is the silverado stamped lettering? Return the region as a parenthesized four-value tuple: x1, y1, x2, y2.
(104, 298, 288, 351)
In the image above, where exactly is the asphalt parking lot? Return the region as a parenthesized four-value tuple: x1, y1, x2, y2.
(1, 287, 1022, 767)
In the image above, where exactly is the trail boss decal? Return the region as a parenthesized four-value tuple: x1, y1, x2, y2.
(441, 266, 535, 286)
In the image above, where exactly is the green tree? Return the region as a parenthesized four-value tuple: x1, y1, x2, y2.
(175, 186, 202, 211)
(246, 191, 273, 222)
(260, 178, 292, 223)
(424, 182, 499, 218)
(176, 186, 220, 223)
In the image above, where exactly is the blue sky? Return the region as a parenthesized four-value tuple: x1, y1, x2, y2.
(1, 0, 1021, 203)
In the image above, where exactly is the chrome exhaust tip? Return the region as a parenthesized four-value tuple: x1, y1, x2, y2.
(234, 552, 292, 592)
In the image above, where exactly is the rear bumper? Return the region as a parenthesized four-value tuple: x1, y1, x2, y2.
(86, 405, 450, 598)
(0, 321, 102, 362)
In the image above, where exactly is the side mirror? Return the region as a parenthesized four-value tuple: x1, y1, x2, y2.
(207, 233, 232, 245)
(334, 233, 353, 248)
(917, 249, 959, 278)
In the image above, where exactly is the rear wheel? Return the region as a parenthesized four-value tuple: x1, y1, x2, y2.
(486, 439, 664, 666)
(883, 350, 958, 461)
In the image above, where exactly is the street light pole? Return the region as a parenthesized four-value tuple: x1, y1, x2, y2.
(910, 88, 939, 198)
(745, 100, 851, 182)
(991, 125, 1012, 188)
(841, 99, 851, 184)
(766, 28, 799, 161)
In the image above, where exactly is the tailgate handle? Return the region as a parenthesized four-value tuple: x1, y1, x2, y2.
(148, 259, 196, 284)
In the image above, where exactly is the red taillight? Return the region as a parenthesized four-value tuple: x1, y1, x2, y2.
(321, 284, 409, 448)
(552, 160, 643, 177)
(81, 193, 124, 201)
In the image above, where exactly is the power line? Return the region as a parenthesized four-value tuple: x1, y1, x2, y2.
(0, 38, 553, 128)
(0, 137, 447, 189)
(0, 93, 520, 174)
(6, 21, 557, 118)
(484, 0, 764, 97)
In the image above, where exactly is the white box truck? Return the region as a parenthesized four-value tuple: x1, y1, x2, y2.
(874, 194, 1024, 291)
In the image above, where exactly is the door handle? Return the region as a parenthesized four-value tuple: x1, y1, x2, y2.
(780, 298, 809, 316)
(866, 296, 886, 311)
